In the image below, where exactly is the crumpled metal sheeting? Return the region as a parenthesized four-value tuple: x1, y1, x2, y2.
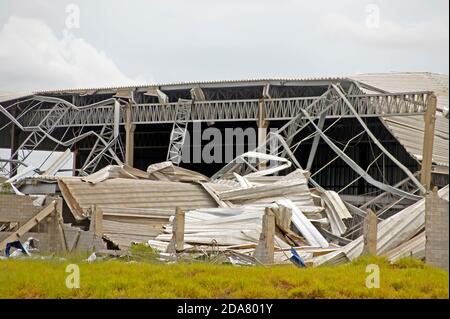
(203, 171, 316, 210)
(178, 169, 324, 249)
(100, 207, 172, 249)
(158, 229, 262, 247)
(244, 175, 287, 184)
(58, 178, 217, 220)
(146, 161, 209, 182)
(240, 203, 324, 215)
(81, 165, 150, 184)
(159, 209, 264, 246)
(156, 207, 291, 248)
(213, 170, 315, 210)
(217, 179, 310, 202)
(277, 199, 329, 248)
(80, 162, 209, 185)
(212, 151, 293, 180)
(313, 185, 449, 266)
(232, 194, 315, 209)
(179, 207, 262, 223)
(380, 114, 449, 167)
(165, 207, 265, 226)
(384, 232, 425, 262)
(320, 191, 352, 236)
(95, 206, 175, 250)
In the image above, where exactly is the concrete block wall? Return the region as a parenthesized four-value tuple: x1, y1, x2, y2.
(62, 224, 106, 252)
(0, 195, 61, 253)
(0, 194, 42, 223)
(0, 194, 57, 222)
(1, 195, 105, 254)
(425, 189, 449, 271)
(0, 226, 105, 254)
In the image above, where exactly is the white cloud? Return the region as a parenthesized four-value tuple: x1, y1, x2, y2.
(321, 11, 449, 52)
(0, 1, 447, 88)
(0, 16, 143, 91)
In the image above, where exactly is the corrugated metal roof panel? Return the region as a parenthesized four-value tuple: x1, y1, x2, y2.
(350, 72, 449, 111)
(58, 178, 217, 220)
(381, 113, 449, 167)
(0, 91, 33, 103)
(314, 185, 449, 266)
(34, 72, 447, 98)
(34, 76, 347, 94)
(349, 72, 449, 167)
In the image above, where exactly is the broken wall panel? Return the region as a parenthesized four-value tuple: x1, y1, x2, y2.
(58, 178, 217, 220)
(320, 191, 352, 236)
(313, 185, 449, 266)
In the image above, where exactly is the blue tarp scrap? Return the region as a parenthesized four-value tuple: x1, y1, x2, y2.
(4, 240, 30, 257)
(290, 247, 306, 268)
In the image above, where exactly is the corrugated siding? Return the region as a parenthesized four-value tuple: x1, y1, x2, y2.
(35, 77, 345, 94)
(59, 178, 217, 217)
(381, 114, 449, 167)
(351, 72, 449, 167)
(351, 72, 448, 111)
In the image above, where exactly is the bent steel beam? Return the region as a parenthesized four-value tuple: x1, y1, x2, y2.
(0, 97, 123, 177)
(331, 84, 425, 193)
(300, 108, 422, 200)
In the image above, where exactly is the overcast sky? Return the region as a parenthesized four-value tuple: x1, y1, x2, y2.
(0, 0, 448, 92)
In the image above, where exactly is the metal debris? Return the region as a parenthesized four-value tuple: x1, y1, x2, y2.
(1, 74, 448, 267)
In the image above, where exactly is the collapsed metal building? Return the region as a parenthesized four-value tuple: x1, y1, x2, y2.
(0, 72, 448, 213)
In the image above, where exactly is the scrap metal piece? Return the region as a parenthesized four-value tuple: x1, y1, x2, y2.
(144, 87, 169, 104)
(277, 199, 329, 248)
(321, 191, 352, 236)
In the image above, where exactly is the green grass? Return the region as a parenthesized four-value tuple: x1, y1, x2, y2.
(129, 243, 161, 262)
(0, 255, 447, 299)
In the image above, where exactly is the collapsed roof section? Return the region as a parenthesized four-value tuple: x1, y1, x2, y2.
(58, 166, 217, 221)
(352, 73, 449, 169)
(2, 153, 446, 266)
(1, 72, 448, 265)
(0, 72, 448, 223)
(351, 72, 448, 112)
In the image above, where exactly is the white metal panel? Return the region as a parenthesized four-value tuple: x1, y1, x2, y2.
(313, 185, 449, 266)
(351, 73, 449, 166)
(0, 91, 33, 103)
(58, 178, 217, 220)
(381, 114, 449, 166)
(351, 72, 448, 111)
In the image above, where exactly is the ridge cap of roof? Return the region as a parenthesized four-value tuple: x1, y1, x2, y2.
(32, 76, 350, 94)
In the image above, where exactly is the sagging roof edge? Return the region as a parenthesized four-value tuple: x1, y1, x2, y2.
(57, 179, 87, 221)
(31, 71, 449, 95)
(34, 77, 350, 95)
(379, 115, 449, 168)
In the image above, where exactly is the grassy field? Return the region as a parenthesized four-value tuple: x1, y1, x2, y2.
(0, 255, 448, 299)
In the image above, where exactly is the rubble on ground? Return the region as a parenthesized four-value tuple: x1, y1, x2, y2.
(1, 154, 447, 267)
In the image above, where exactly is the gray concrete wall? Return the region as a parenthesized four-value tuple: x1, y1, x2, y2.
(0, 195, 105, 253)
(425, 188, 449, 271)
(0, 194, 42, 223)
(0, 194, 57, 223)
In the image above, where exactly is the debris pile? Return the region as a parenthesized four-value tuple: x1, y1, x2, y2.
(2, 150, 446, 267)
